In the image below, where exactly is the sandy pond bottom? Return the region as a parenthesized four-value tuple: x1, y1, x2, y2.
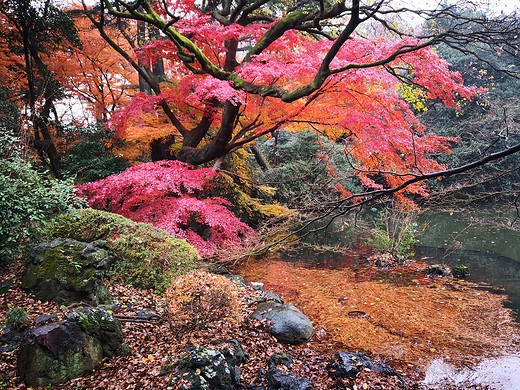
(236, 257, 520, 388)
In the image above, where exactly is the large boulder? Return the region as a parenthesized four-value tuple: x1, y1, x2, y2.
(22, 238, 114, 305)
(18, 307, 122, 387)
(252, 302, 313, 345)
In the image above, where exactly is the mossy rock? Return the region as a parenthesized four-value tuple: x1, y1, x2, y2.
(18, 321, 102, 387)
(48, 209, 201, 292)
(22, 238, 113, 306)
(65, 307, 123, 357)
(18, 308, 122, 387)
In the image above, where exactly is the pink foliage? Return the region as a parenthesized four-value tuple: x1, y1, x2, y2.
(77, 161, 254, 257)
(184, 76, 245, 106)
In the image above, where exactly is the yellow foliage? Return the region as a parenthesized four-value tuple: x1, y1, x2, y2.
(258, 203, 293, 219)
(399, 84, 429, 112)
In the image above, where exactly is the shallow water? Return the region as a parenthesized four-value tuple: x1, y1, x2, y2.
(423, 355, 520, 389)
(240, 207, 520, 389)
(415, 210, 520, 322)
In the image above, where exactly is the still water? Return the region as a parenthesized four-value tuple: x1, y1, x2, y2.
(415, 210, 520, 322)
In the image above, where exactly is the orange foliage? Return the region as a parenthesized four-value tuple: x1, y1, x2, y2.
(165, 271, 243, 334)
(50, 5, 137, 124)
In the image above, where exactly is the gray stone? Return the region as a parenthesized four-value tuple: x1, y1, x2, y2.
(327, 352, 397, 379)
(250, 282, 264, 291)
(18, 307, 122, 387)
(34, 313, 58, 326)
(65, 307, 123, 358)
(425, 264, 451, 277)
(265, 352, 313, 389)
(22, 238, 114, 306)
(252, 302, 313, 345)
(0, 277, 13, 294)
(266, 370, 313, 390)
(452, 265, 470, 278)
(262, 291, 284, 304)
(0, 326, 24, 352)
(169, 339, 247, 389)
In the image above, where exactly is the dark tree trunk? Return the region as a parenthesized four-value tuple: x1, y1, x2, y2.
(250, 144, 270, 171)
(151, 135, 175, 161)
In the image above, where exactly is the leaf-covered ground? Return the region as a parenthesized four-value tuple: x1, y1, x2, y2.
(1, 259, 519, 389)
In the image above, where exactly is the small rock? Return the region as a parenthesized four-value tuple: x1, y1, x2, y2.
(425, 264, 451, 277)
(0, 277, 13, 294)
(0, 326, 24, 352)
(328, 352, 397, 379)
(268, 353, 293, 369)
(266, 368, 313, 390)
(452, 265, 470, 279)
(262, 291, 284, 304)
(251, 282, 264, 291)
(227, 274, 246, 285)
(34, 313, 58, 326)
(169, 339, 247, 389)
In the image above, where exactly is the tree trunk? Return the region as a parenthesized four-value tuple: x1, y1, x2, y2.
(250, 144, 270, 171)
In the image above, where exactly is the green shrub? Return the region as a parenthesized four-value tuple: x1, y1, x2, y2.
(60, 124, 129, 183)
(49, 209, 200, 292)
(0, 158, 83, 265)
(368, 208, 417, 261)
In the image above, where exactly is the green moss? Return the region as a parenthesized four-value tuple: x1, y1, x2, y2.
(48, 209, 200, 292)
(76, 311, 100, 334)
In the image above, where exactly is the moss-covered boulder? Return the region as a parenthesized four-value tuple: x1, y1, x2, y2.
(49, 209, 200, 292)
(18, 308, 122, 387)
(22, 238, 113, 306)
(167, 339, 247, 389)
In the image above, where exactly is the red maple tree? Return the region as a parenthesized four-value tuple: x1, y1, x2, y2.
(83, 0, 491, 200)
(77, 160, 254, 257)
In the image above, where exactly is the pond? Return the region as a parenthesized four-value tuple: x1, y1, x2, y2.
(235, 205, 520, 389)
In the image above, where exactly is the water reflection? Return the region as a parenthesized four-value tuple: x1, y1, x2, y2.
(415, 211, 520, 322)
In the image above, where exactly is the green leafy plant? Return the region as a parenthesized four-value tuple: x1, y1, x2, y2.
(0, 157, 84, 265)
(61, 124, 129, 183)
(49, 208, 200, 292)
(369, 208, 418, 261)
